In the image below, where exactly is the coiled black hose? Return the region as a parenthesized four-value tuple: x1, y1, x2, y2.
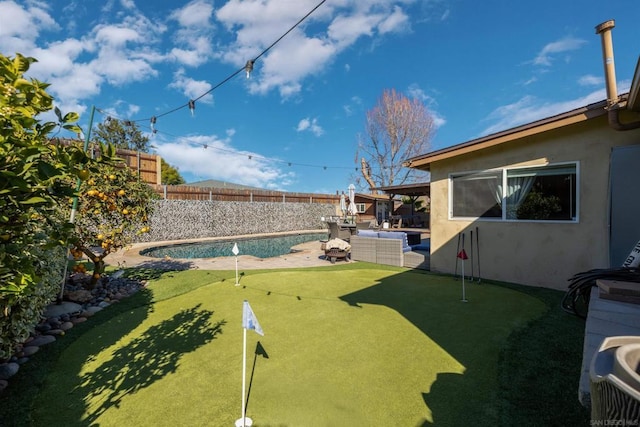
(561, 267, 640, 318)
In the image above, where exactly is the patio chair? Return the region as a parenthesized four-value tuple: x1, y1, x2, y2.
(328, 221, 351, 241)
(356, 221, 372, 232)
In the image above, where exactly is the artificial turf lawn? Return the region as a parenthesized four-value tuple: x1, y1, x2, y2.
(22, 266, 555, 426)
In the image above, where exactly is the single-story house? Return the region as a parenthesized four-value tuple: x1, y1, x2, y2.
(352, 192, 398, 224)
(405, 22, 640, 290)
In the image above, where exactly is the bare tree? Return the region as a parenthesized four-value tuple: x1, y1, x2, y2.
(356, 89, 434, 192)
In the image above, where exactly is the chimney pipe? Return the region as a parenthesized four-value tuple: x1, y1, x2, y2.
(595, 20, 640, 131)
(595, 20, 619, 107)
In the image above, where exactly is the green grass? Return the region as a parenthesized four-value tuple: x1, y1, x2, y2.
(0, 264, 589, 426)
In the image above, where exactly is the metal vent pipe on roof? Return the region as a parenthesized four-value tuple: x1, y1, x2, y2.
(595, 20, 640, 131)
(596, 20, 619, 107)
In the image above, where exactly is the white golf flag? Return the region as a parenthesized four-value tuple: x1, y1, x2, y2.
(242, 300, 264, 336)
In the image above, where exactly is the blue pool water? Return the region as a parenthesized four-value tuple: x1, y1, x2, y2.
(140, 232, 328, 259)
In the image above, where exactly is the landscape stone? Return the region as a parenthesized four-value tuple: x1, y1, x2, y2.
(64, 290, 93, 303)
(46, 329, 65, 336)
(85, 306, 103, 314)
(60, 321, 74, 331)
(44, 301, 82, 317)
(22, 346, 39, 357)
(71, 316, 87, 324)
(25, 335, 56, 347)
(0, 363, 19, 380)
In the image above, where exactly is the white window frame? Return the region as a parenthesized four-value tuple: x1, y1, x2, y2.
(356, 203, 366, 213)
(449, 162, 579, 223)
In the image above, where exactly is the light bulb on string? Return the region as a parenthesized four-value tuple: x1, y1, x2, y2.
(245, 60, 254, 79)
(203, 144, 208, 149)
(150, 116, 156, 133)
(188, 99, 195, 116)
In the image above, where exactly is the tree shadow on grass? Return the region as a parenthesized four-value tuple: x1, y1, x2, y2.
(124, 259, 196, 281)
(69, 304, 224, 426)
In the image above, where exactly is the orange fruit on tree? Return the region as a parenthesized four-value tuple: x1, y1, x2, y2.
(78, 169, 90, 181)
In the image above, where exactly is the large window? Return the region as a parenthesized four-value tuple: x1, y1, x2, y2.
(450, 163, 578, 221)
(451, 171, 502, 218)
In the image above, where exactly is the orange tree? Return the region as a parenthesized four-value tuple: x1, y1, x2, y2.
(69, 145, 156, 287)
(0, 53, 93, 358)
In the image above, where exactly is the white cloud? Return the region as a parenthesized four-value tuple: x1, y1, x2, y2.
(296, 117, 324, 136)
(156, 134, 293, 189)
(406, 83, 444, 128)
(169, 0, 213, 27)
(168, 68, 214, 103)
(0, 0, 58, 53)
(216, 0, 421, 99)
(377, 5, 410, 34)
(579, 74, 603, 86)
(480, 89, 610, 136)
(168, 0, 215, 67)
(533, 36, 587, 67)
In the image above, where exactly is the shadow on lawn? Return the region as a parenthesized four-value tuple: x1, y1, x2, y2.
(67, 303, 224, 425)
(339, 269, 585, 426)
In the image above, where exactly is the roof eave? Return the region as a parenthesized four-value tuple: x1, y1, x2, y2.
(405, 99, 609, 172)
(628, 57, 640, 111)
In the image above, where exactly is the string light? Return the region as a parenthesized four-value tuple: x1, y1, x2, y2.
(98, 112, 360, 172)
(87, 2, 369, 176)
(119, 0, 327, 125)
(245, 60, 254, 79)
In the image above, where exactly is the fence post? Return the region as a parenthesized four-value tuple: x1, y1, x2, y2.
(250, 192, 253, 203)
(282, 194, 285, 204)
(209, 191, 212, 201)
(163, 184, 167, 200)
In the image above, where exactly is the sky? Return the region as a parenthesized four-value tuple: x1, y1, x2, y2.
(1, 0, 639, 195)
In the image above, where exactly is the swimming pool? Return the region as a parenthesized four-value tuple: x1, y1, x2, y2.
(140, 232, 328, 259)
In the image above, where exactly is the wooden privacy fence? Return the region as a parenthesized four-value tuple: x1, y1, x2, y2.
(116, 148, 161, 185)
(150, 184, 340, 204)
(50, 139, 339, 205)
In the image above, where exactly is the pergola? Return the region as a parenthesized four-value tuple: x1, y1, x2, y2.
(373, 182, 430, 198)
(373, 182, 431, 216)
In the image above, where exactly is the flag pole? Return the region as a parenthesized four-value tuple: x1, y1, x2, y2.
(241, 327, 249, 427)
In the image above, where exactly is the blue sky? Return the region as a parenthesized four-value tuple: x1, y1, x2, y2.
(1, 0, 638, 194)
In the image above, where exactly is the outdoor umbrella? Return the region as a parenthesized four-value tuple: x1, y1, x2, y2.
(340, 193, 347, 217)
(348, 184, 357, 215)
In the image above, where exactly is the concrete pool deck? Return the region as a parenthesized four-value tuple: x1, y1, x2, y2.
(106, 231, 338, 270)
(106, 229, 432, 271)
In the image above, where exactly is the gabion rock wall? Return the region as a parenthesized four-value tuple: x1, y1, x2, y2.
(136, 200, 336, 242)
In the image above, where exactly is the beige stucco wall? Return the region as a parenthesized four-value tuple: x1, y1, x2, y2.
(429, 116, 640, 290)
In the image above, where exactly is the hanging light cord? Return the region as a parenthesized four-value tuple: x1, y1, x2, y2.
(128, 0, 327, 123)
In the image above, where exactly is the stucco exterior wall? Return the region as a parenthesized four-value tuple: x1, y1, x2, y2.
(429, 116, 640, 290)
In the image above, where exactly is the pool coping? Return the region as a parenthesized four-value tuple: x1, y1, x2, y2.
(106, 229, 340, 270)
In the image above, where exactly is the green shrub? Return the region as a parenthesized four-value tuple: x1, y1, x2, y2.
(0, 245, 65, 360)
